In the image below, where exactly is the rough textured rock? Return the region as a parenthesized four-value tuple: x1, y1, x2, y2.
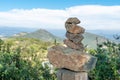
(64, 39, 84, 51)
(65, 17, 81, 24)
(47, 46, 97, 71)
(65, 24, 85, 34)
(66, 32, 84, 43)
(65, 17, 85, 34)
(57, 69, 88, 80)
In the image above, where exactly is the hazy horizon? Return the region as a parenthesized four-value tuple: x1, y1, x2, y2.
(0, 27, 119, 40)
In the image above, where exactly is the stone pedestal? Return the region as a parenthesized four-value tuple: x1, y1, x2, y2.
(57, 69, 88, 80)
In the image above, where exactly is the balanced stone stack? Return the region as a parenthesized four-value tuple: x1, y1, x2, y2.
(64, 17, 85, 51)
(47, 17, 97, 80)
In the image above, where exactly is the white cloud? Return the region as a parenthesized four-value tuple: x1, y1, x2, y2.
(0, 5, 120, 30)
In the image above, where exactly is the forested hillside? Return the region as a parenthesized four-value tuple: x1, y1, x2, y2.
(13, 29, 62, 42)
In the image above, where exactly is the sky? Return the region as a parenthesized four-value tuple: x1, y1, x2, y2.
(0, 0, 120, 30)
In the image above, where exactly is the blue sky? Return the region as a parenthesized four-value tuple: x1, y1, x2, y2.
(0, 0, 120, 10)
(0, 0, 120, 30)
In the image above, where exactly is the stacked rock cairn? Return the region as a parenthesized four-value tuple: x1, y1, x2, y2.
(47, 17, 97, 80)
(64, 17, 85, 52)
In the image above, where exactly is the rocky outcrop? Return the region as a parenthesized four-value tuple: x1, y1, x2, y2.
(47, 17, 97, 72)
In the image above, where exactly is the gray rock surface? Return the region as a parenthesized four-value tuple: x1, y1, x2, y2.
(66, 32, 84, 43)
(64, 39, 84, 51)
(48, 46, 97, 71)
(57, 69, 88, 80)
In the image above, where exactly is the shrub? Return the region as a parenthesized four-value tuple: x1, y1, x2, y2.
(0, 38, 57, 80)
(88, 40, 120, 80)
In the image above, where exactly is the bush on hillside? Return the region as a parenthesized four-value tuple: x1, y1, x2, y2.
(0, 38, 57, 80)
(1, 37, 120, 80)
(88, 40, 120, 80)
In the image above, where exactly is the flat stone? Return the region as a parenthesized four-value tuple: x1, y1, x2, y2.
(64, 39, 84, 51)
(66, 32, 84, 43)
(65, 24, 85, 34)
(47, 45, 97, 71)
(57, 69, 88, 80)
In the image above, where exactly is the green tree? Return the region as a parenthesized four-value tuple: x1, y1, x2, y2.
(88, 41, 120, 80)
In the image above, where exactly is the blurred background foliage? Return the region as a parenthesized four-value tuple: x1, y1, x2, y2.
(88, 40, 120, 80)
(0, 38, 56, 80)
(0, 37, 120, 80)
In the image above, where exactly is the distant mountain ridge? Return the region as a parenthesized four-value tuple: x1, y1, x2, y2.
(1, 27, 118, 48)
(0, 27, 119, 40)
(12, 28, 114, 48)
(83, 32, 108, 48)
(19, 29, 62, 42)
(47, 29, 109, 48)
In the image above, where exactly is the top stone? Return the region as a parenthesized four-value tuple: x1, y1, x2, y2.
(65, 17, 81, 24)
(65, 17, 85, 34)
